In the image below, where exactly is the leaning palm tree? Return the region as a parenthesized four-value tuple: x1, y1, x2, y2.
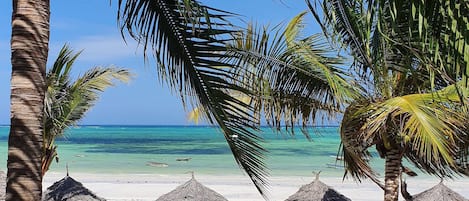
(306, 1, 469, 201)
(42, 45, 132, 176)
(7, 0, 50, 200)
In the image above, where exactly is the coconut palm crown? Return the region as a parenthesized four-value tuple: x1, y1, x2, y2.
(42, 45, 132, 175)
(222, 1, 469, 201)
(307, 0, 469, 200)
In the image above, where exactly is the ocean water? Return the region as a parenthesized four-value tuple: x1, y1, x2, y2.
(0, 125, 386, 177)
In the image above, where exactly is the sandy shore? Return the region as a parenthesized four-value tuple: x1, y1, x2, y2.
(43, 172, 469, 201)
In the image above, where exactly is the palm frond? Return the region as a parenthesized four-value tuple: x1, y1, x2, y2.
(365, 83, 469, 177)
(226, 12, 356, 136)
(372, 0, 468, 93)
(43, 45, 132, 175)
(405, 1, 469, 87)
(64, 67, 132, 125)
(339, 100, 382, 187)
(188, 92, 253, 124)
(307, 0, 374, 71)
(117, 0, 271, 197)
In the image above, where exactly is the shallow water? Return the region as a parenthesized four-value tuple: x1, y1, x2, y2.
(0, 126, 388, 177)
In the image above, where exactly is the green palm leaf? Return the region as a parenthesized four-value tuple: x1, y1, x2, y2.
(339, 100, 384, 188)
(404, 1, 469, 87)
(226, 12, 356, 136)
(43, 45, 132, 175)
(365, 83, 469, 177)
(307, 0, 374, 70)
(117, 0, 270, 197)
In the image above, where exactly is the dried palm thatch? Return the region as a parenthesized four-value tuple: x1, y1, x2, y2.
(411, 181, 468, 201)
(42, 175, 106, 201)
(156, 174, 228, 201)
(0, 171, 6, 200)
(285, 173, 351, 201)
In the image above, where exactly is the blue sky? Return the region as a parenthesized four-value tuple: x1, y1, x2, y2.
(0, 0, 319, 125)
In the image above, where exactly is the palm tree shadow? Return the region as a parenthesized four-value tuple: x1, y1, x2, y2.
(7, 118, 43, 200)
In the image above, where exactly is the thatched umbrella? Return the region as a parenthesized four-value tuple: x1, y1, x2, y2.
(0, 171, 6, 200)
(411, 181, 468, 201)
(43, 173, 106, 201)
(156, 173, 228, 201)
(285, 173, 351, 201)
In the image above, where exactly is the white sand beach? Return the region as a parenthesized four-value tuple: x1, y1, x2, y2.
(42, 172, 469, 201)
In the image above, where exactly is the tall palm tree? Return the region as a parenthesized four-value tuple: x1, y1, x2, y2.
(8, 0, 50, 200)
(307, 0, 469, 200)
(42, 45, 132, 176)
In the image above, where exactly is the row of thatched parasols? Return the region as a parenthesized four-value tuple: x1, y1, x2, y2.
(0, 171, 466, 201)
(283, 173, 468, 201)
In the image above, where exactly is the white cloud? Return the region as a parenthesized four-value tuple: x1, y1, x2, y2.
(50, 35, 144, 63)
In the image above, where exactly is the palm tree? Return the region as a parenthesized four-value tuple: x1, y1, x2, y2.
(42, 45, 132, 176)
(224, 1, 469, 201)
(307, 0, 469, 200)
(7, 0, 50, 200)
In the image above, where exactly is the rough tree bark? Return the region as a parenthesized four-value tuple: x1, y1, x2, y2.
(384, 147, 402, 201)
(7, 0, 50, 200)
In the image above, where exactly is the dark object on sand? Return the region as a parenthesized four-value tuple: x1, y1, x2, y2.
(156, 173, 228, 201)
(285, 172, 351, 201)
(43, 175, 106, 201)
(410, 181, 468, 201)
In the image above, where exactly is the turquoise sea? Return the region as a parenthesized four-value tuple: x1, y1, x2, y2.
(0, 126, 387, 177)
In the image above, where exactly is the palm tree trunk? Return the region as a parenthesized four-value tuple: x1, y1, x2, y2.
(384, 147, 402, 201)
(7, 0, 50, 200)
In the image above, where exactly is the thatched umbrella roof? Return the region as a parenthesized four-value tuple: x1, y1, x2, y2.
(156, 174, 228, 201)
(411, 181, 468, 201)
(0, 171, 6, 200)
(285, 173, 351, 201)
(43, 175, 106, 201)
